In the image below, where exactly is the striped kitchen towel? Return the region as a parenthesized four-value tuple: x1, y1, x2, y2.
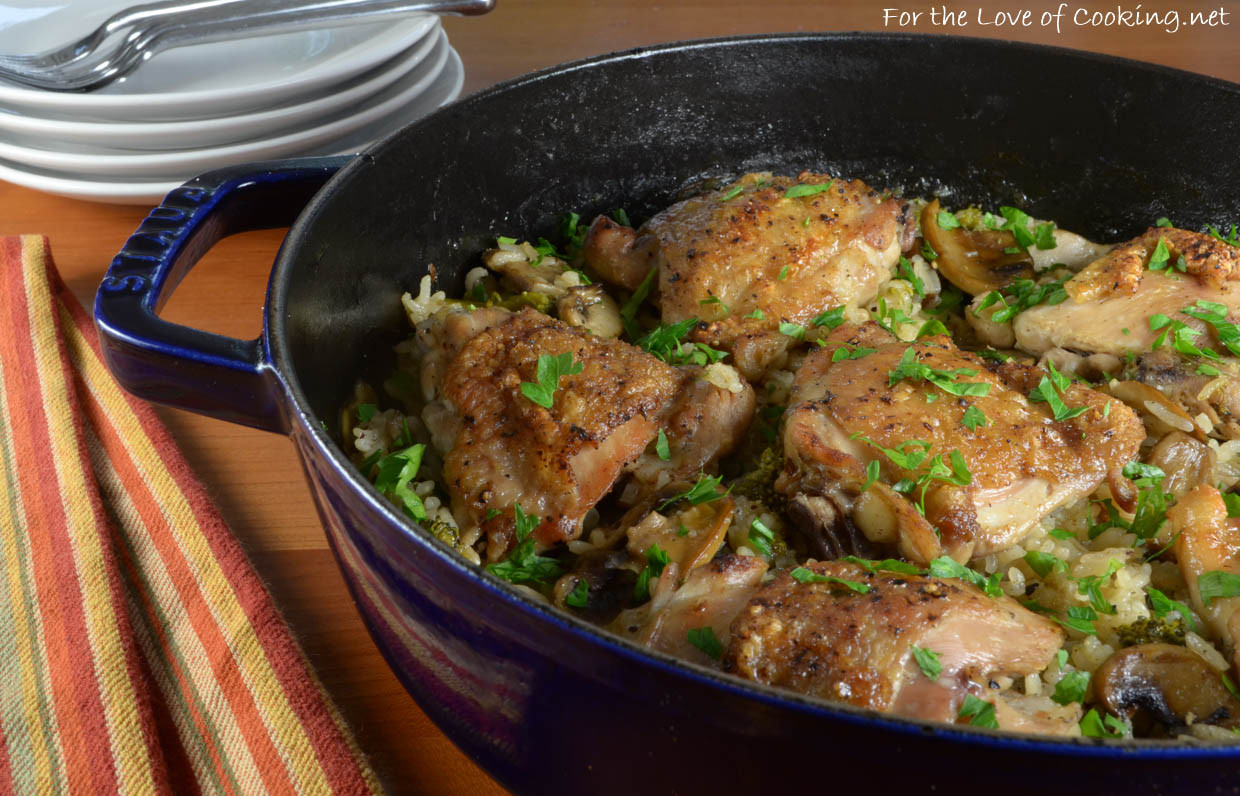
(0, 236, 379, 794)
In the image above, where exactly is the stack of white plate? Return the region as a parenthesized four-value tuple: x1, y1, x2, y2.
(0, 3, 464, 203)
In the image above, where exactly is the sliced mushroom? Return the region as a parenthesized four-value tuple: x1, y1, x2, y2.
(1104, 379, 1206, 441)
(1094, 643, 1240, 736)
(556, 284, 623, 338)
(625, 498, 733, 575)
(1147, 431, 1217, 499)
(920, 199, 1031, 296)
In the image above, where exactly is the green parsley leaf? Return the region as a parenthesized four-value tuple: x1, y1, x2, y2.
(1181, 299, 1240, 358)
(659, 472, 728, 512)
(1076, 559, 1121, 616)
(1199, 363, 1222, 377)
(839, 556, 921, 575)
(777, 265, 790, 281)
(974, 274, 1070, 324)
(1024, 550, 1068, 578)
(1224, 673, 1240, 701)
(1079, 708, 1127, 738)
(887, 346, 992, 398)
(1048, 528, 1076, 541)
(831, 344, 876, 362)
(611, 208, 631, 227)
(699, 295, 730, 314)
(720, 185, 744, 202)
(784, 181, 834, 199)
(790, 567, 871, 593)
(520, 352, 584, 409)
(357, 403, 378, 424)
(1051, 671, 1091, 705)
(633, 543, 672, 602)
(620, 267, 658, 340)
(1122, 461, 1166, 486)
(655, 429, 671, 461)
(1155, 217, 1174, 228)
(495, 235, 518, 246)
(1028, 360, 1088, 421)
(911, 646, 942, 680)
(747, 518, 775, 557)
(485, 503, 563, 586)
(958, 694, 998, 729)
(566, 578, 591, 608)
(1061, 605, 1099, 636)
(687, 626, 723, 658)
(1056, 649, 1070, 670)
(928, 556, 1003, 597)
(897, 256, 926, 297)
(861, 459, 882, 492)
(745, 308, 765, 320)
(1199, 570, 1240, 606)
(1147, 586, 1200, 632)
(1147, 237, 1171, 271)
(936, 210, 960, 230)
(920, 240, 938, 261)
(812, 306, 846, 329)
(1033, 222, 1057, 250)
(1223, 491, 1240, 518)
(915, 319, 950, 339)
(779, 321, 806, 340)
(961, 404, 988, 431)
(372, 442, 428, 522)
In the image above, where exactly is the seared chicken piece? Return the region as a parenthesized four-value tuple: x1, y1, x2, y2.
(583, 171, 912, 378)
(778, 323, 1144, 559)
(1169, 485, 1240, 673)
(723, 562, 1064, 725)
(637, 555, 769, 666)
(626, 365, 755, 489)
(442, 308, 680, 558)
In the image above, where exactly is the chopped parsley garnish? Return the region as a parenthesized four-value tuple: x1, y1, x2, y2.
(812, 306, 846, 329)
(1155, 216, 1174, 228)
(896, 256, 925, 297)
(486, 504, 563, 586)
(831, 344, 876, 362)
(1051, 671, 1091, 706)
(520, 352, 583, 409)
(1147, 587, 1199, 632)
(1076, 559, 1121, 616)
(977, 347, 1013, 362)
(958, 694, 999, 729)
(1080, 708, 1128, 738)
(373, 442, 429, 522)
(1146, 237, 1174, 272)
(1028, 359, 1089, 421)
(911, 646, 942, 680)
(636, 320, 729, 367)
(936, 210, 960, 230)
(853, 435, 971, 516)
(928, 556, 1003, 597)
(1120, 461, 1170, 541)
(779, 321, 806, 340)
(887, 346, 992, 398)
(699, 295, 729, 314)
(789, 567, 870, 593)
(611, 208, 631, 227)
(920, 240, 938, 261)
(357, 403, 377, 424)
(1059, 605, 1099, 636)
(744, 308, 765, 320)
(747, 518, 775, 557)
(839, 556, 921, 576)
(961, 404, 989, 431)
(720, 185, 745, 202)
(620, 267, 658, 340)
(974, 274, 1069, 324)
(566, 578, 591, 608)
(915, 319, 950, 339)
(1024, 550, 1068, 578)
(860, 459, 881, 492)
(997, 205, 1056, 254)
(1048, 528, 1076, 541)
(784, 181, 834, 199)
(1206, 223, 1240, 246)
(633, 543, 671, 602)
(1149, 313, 1218, 360)
(659, 471, 728, 512)
(687, 626, 724, 659)
(778, 265, 790, 281)
(1181, 299, 1240, 357)
(655, 429, 671, 461)
(1223, 491, 1240, 518)
(1224, 673, 1240, 701)
(1198, 570, 1240, 606)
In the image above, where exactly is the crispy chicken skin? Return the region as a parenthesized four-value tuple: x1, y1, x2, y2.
(1170, 485, 1240, 673)
(1015, 228, 1240, 357)
(724, 562, 1064, 724)
(582, 172, 912, 378)
(443, 308, 680, 558)
(778, 323, 1144, 559)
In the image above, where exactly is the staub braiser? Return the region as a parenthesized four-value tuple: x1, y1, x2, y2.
(96, 34, 1240, 795)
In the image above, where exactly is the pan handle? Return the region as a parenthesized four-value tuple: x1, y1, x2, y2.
(94, 156, 348, 434)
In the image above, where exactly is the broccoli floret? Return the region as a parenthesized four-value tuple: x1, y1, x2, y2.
(729, 445, 784, 509)
(1116, 615, 1187, 647)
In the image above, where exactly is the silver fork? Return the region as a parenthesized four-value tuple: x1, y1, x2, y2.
(0, 0, 495, 93)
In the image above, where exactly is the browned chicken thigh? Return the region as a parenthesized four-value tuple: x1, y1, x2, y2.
(583, 172, 913, 377)
(778, 323, 1144, 561)
(724, 562, 1066, 728)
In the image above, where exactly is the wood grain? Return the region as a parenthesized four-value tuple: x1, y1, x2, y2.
(1, 2, 1238, 791)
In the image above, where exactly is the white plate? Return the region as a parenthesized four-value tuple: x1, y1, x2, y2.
(0, 46, 464, 204)
(0, 28, 451, 176)
(0, 2, 437, 121)
(0, 19, 441, 150)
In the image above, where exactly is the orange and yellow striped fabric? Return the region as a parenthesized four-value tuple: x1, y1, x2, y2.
(0, 236, 379, 794)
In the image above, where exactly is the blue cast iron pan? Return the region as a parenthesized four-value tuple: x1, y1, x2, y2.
(95, 33, 1240, 795)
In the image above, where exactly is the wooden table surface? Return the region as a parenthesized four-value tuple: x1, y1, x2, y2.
(2, 1, 1238, 792)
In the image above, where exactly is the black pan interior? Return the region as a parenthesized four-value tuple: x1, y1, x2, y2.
(274, 32, 1240, 427)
